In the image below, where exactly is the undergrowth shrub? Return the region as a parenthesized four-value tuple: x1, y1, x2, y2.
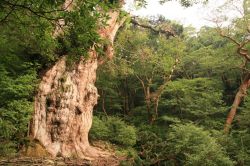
(167, 123, 234, 166)
(0, 62, 37, 156)
(90, 116, 136, 147)
(136, 123, 234, 165)
(136, 129, 168, 165)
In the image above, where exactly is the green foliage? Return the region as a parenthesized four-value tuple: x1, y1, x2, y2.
(115, 24, 185, 79)
(0, 141, 16, 156)
(90, 116, 110, 140)
(59, 0, 124, 65)
(242, 90, 250, 112)
(90, 116, 137, 147)
(110, 23, 186, 121)
(135, 0, 208, 7)
(166, 123, 234, 165)
(62, 1, 100, 57)
(135, 123, 234, 165)
(0, 57, 37, 156)
(0, 2, 58, 65)
(211, 130, 250, 165)
(125, 106, 150, 125)
(136, 129, 168, 165)
(161, 78, 226, 129)
(159, 0, 208, 7)
(96, 63, 125, 114)
(117, 147, 139, 165)
(96, 12, 250, 164)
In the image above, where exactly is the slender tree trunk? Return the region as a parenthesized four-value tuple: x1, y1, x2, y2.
(125, 77, 130, 114)
(30, 9, 126, 158)
(135, 75, 153, 123)
(145, 86, 154, 123)
(145, 99, 152, 123)
(123, 96, 126, 115)
(101, 90, 108, 116)
(129, 90, 135, 111)
(154, 97, 159, 119)
(224, 73, 250, 133)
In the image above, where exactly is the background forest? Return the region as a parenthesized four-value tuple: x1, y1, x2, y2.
(0, 0, 250, 165)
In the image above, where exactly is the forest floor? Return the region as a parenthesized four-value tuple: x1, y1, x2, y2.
(0, 141, 126, 166)
(0, 155, 122, 166)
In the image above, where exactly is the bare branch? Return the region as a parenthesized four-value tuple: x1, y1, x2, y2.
(219, 31, 240, 46)
(219, 31, 250, 61)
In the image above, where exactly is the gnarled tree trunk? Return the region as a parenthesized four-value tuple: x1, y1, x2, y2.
(30, 9, 126, 158)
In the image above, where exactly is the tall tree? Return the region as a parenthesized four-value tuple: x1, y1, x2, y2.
(29, 0, 128, 158)
(115, 21, 185, 123)
(215, 0, 250, 133)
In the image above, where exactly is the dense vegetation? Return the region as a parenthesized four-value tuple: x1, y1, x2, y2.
(0, 0, 250, 165)
(93, 9, 250, 164)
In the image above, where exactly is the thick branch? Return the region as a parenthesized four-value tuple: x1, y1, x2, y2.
(237, 47, 250, 61)
(220, 32, 250, 61)
(219, 32, 240, 46)
(131, 17, 175, 37)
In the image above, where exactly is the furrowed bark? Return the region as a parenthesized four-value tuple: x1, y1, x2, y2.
(32, 56, 99, 158)
(30, 0, 126, 158)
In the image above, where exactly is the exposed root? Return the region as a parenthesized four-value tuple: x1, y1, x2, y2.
(84, 146, 111, 159)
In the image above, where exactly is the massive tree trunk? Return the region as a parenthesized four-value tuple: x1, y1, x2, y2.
(31, 56, 98, 158)
(224, 73, 250, 133)
(30, 8, 126, 158)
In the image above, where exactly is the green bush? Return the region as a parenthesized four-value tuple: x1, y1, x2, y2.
(0, 100, 34, 156)
(0, 61, 37, 156)
(136, 123, 235, 165)
(90, 116, 110, 140)
(0, 141, 16, 156)
(90, 116, 137, 147)
(136, 129, 168, 165)
(161, 78, 226, 129)
(167, 123, 234, 166)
